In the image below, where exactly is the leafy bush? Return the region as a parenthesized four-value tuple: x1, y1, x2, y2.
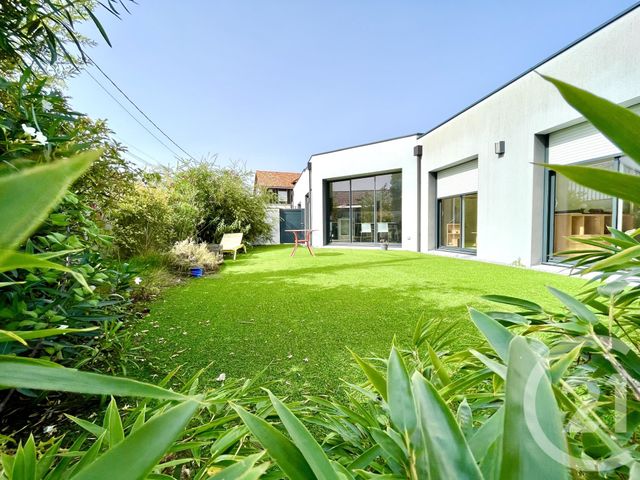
(169, 238, 221, 272)
(0, 66, 143, 383)
(171, 159, 273, 244)
(1, 369, 272, 480)
(0, 191, 136, 367)
(110, 160, 273, 257)
(110, 182, 175, 257)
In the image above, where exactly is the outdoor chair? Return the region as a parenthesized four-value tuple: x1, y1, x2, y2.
(220, 233, 247, 260)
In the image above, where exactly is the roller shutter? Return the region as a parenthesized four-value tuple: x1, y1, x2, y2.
(548, 104, 640, 165)
(436, 160, 478, 198)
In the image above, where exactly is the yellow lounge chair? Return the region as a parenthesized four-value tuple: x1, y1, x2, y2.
(220, 233, 247, 260)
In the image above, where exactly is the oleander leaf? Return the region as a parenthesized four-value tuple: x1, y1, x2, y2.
(0, 356, 187, 400)
(0, 151, 98, 257)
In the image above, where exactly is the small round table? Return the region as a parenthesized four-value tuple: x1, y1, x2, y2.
(285, 229, 316, 257)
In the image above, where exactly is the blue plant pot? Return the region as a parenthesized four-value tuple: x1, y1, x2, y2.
(190, 267, 204, 278)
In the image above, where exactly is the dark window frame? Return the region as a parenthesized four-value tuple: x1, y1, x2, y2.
(544, 156, 626, 263)
(325, 171, 402, 246)
(436, 192, 478, 254)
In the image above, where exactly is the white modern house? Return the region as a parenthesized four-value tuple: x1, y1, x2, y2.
(291, 3, 640, 267)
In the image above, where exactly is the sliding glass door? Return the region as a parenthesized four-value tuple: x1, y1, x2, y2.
(376, 173, 402, 243)
(621, 158, 640, 232)
(328, 180, 351, 242)
(326, 172, 402, 245)
(439, 196, 461, 248)
(438, 193, 477, 252)
(351, 177, 375, 243)
(546, 157, 639, 260)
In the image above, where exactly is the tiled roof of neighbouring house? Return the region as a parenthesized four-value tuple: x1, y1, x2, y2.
(254, 170, 300, 189)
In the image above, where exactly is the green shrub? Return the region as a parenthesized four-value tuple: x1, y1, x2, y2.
(110, 161, 274, 257)
(110, 182, 175, 257)
(0, 1, 129, 72)
(0, 191, 136, 368)
(171, 159, 273, 244)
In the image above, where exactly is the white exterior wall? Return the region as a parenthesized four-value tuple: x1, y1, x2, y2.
(258, 205, 294, 245)
(292, 168, 309, 208)
(309, 135, 420, 250)
(257, 207, 281, 245)
(418, 7, 640, 266)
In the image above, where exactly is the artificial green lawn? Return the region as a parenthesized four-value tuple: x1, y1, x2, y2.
(136, 245, 582, 396)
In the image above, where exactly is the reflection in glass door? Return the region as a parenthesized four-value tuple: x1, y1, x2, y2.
(550, 159, 615, 256)
(328, 180, 351, 242)
(326, 173, 402, 245)
(547, 157, 640, 260)
(440, 197, 461, 248)
(621, 157, 640, 232)
(351, 177, 375, 243)
(438, 193, 477, 251)
(463, 194, 478, 249)
(376, 173, 402, 243)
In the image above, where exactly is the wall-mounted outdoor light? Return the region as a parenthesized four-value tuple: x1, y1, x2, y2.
(494, 141, 505, 156)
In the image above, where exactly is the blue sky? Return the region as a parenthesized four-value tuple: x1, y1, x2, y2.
(67, 0, 638, 172)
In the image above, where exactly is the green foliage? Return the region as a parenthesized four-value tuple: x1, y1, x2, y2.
(67, 117, 140, 214)
(0, 71, 139, 211)
(171, 159, 273, 244)
(1, 190, 139, 368)
(110, 182, 177, 256)
(0, 151, 95, 253)
(231, 330, 570, 478)
(110, 160, 273, 256)
(0, 0, 130, 72)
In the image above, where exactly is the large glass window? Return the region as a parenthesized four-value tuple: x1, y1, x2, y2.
(438, 193, 477, 251)
(376, 173, 402, 244)
(547, 157, 639, 259)
(463, 194, 478, 249)
(328, 180, 351, 242)
(439, 196, 461, 248)
(351, 177, 375, 243)
(621, 158, 640, 232)
(326, 173, 402, 245)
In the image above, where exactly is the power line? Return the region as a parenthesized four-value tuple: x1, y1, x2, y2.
(123, 150, 155, 167)
(84, 68, 183, 160)
(113, 134, 158, 164)
(86, 54, 197, 161)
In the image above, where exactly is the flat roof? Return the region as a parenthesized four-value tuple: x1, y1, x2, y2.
(309, 132, 422, 159)
(417, 1, 640, 140)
